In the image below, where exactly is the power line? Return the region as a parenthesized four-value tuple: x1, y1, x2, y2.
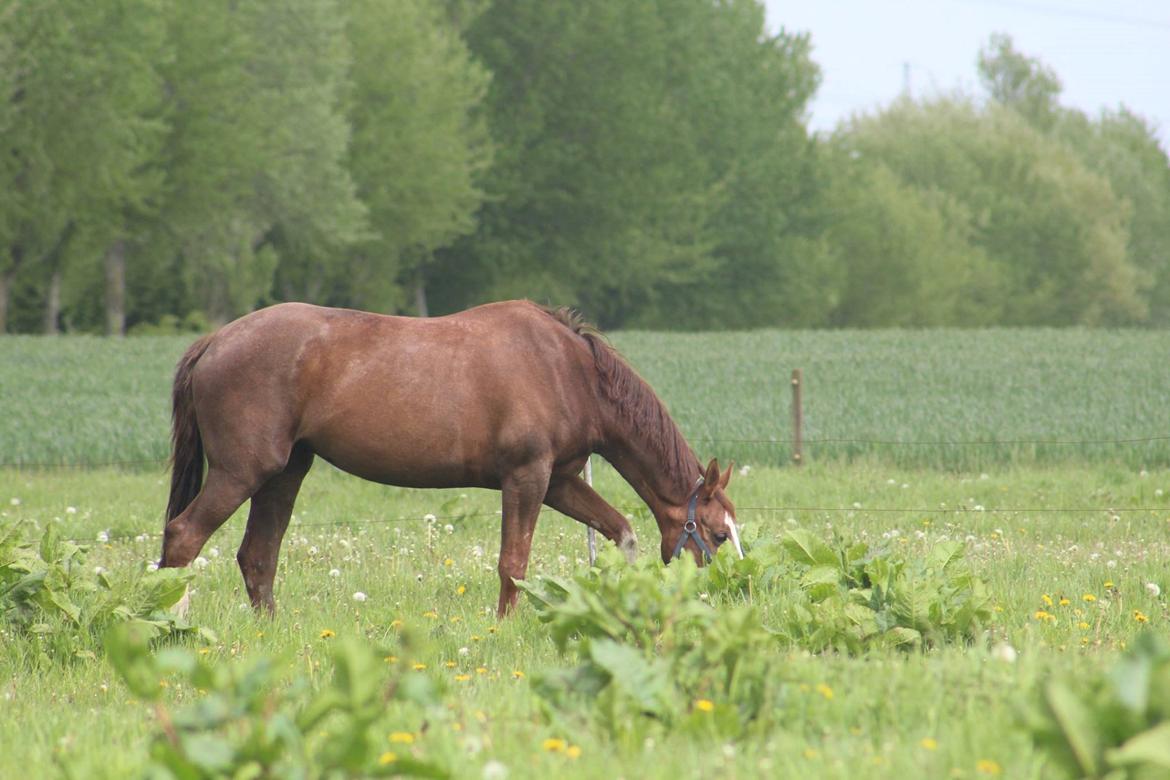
(952, 0, 1170, 31)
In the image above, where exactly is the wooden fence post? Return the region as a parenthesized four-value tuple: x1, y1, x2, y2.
(791, 368, 803, 466)
(585, 457, 597, 564)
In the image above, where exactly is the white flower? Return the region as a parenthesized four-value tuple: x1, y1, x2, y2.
(1156, 489, 1164, 498)
(458, 646, 470, 656)
(146, 562, 159, 572)
(424, 513, 437, 524)
(93, 566, 106, 575)
(991, 643, 1017, 663)
(980, 473, 990, 481)
(209, 547, 220, 558)
(329, 568, 341, 578)
(65, 506, 77, 515)
(444, 524, 455, 534)
(308, 546, 319, 556)
(96, 530, 109, 543)
(352, 591, 367, 602)
(482, 760, 508, 780)
(738, 464, 751, 476)
(9, 497, 20, 507)
(193, 556, 209, 569)
(1146, 582, 1161, 598)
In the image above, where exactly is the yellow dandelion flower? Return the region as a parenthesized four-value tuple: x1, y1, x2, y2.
(198, 648, 211, 655)
(444, 558, 455, 567)
(816, 683, 834, 700)
(920, 737, 938, 751)
(422, 610, 438, 619)
(456, 584, 466, 595)
(158, 679, 169, 689)
(512, 670, 525, 679)
(476, 667, 488, 675)
(976, 759, 1002, 775)
(803, 748, 819, 759)
(694, 699, 715, 712)
(384, 655, 399, 664)
(378, 752, 397, 766)
(449, 616, 461, 624)
(1104, 580, 1114, 589)
(542, 738, 566, 752)
(1134, 610, 1149, 623)
(1041, 594, 1053, 607)
(1083, 594, 1096, 603)
(445, 661, 457, 668)
(319, 629, 336, 639)
(566, 745, 582, 759)
(471, 634, 483, 642)
(412, 663, 427, 671)
(389, 732, 415, 744)
(1078, 621, 1090, 630)
(390, 619, 404, 629)
(488, 626, 497, 634)
(455, 674, 471, 682)
(1033, 610, 1052, 622)
(1058, 597, 1070, 606)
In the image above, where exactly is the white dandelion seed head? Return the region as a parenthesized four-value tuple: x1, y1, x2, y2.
(458, 646, 470, 656)
(93, 566, 105, 575)
(352, 591, 367, 602)
(482, 760, 508, 780)
(738, 464, 751, 476)
(146, 562, 159, 572)
(65, 506, 77, 515)
(209, 547, 220, 558)
(193, 556, 209, 569)
(1146, 582, 1161, 597)
(329, 568, 341, 578)
(97, 530, 109, 543)
(424, 513, 437, 524)
(9, 497, 20, 507)
(308, 546, 319, 556)
(991, 642, 1018, 664)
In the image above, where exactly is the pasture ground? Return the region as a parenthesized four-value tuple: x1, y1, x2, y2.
(3, 461, 1167, 778)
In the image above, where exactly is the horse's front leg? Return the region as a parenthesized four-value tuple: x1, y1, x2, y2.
(543, 476, 638, 563)
(496, 461, 554, 617)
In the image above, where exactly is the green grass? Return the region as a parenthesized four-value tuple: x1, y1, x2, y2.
(2, 463, 1169, 778)
(2, 328, 1169, 468)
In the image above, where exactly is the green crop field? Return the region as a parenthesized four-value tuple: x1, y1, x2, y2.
(2, 328, 1169, 469)
(2, 330, 1170, 779)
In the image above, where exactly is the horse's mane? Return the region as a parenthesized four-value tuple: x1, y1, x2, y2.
(541, 305, 697, 492)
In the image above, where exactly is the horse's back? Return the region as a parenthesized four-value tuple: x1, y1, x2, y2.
(191, 301, 597, 488)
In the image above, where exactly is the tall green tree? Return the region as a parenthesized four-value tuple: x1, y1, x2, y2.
(1, 1, 166, 333)
(328, 0, 490, 316)
(836, 98, 1143, 325)
(157, 0, 364, 325)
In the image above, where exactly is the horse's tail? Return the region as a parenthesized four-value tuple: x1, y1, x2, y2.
(166, 335, 214, 523)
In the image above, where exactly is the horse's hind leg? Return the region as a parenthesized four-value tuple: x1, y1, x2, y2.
(237, 444, 314, 614)
(497, 460, 553, 617)
(161, 468, 258, 569)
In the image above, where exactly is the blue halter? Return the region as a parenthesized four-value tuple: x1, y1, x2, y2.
(671, 477, 714, 562)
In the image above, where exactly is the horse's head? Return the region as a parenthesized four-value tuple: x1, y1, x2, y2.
(660, 458, 743, 565)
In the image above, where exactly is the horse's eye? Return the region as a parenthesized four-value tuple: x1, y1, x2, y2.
(714, 532, 728, 544)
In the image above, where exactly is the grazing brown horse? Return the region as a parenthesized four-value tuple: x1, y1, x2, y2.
(160, 300, 742, 616)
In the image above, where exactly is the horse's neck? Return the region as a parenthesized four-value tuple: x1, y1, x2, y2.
(597, 407, 698, 516)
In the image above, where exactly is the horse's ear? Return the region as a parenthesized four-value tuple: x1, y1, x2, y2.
(702, 458, 720, 496)
(720, 461, 734, 489)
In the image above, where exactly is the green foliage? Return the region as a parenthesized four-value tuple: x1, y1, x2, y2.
(1025, 632, 1170, 778)
(773, 530, 992, 653)
(0, 519, 209, 660)
(100, 626, 448, 779)
(518, 548, 782, 740)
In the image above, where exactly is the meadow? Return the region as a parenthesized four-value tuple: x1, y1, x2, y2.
(2, 328, 1169, 469)
(2, 329, 1169, 778)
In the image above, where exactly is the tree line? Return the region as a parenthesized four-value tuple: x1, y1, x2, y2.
(2, 1, 1168, 334)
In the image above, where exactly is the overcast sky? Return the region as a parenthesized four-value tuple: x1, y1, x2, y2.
(763, 0, 1170, 149)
